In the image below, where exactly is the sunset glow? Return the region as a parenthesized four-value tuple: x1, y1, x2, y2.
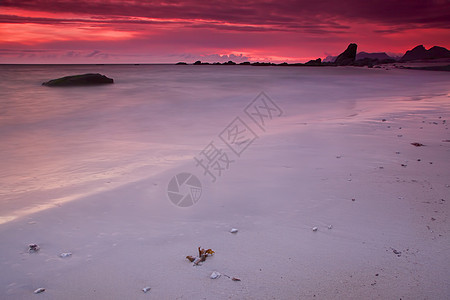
(1, 0, 449, 63)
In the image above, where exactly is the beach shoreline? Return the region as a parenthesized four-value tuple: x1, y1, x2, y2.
(0, 67, 449, 299)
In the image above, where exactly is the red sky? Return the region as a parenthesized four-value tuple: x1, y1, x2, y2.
(1, 0, 449, 63)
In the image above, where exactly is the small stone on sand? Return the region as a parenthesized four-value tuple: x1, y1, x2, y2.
(33, 288, 45, 294)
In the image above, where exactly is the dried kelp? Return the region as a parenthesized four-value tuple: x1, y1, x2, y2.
(186, 247, 215, 265)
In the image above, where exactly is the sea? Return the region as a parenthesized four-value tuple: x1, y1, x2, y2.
(0, 64, 449, 223)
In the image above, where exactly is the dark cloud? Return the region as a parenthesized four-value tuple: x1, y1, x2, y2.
(1, 0, 449, 30)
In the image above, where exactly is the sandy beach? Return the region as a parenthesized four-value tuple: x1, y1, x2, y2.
(0, 65, 449, 299)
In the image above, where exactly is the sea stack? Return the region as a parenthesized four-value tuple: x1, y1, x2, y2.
(334, 43, 357, 65)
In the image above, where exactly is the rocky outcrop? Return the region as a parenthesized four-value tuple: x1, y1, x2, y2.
(334, 43, 357, 65)
(401, 45, 427, 61)
(401, 45, 450, 61)
(305, 58, 322, 66)
(356, 52, 392, 61)
(427, 46, 450, 59)
(42, 73, 114, 87)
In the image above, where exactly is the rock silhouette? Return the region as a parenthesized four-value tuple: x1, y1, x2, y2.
(334, 43, 357, 65)
(401, 45, 450, 61)
(42, 73, 114, 86)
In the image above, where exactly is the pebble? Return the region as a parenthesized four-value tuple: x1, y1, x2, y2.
(328, 225, 333, 229)
(312, 227, 318, 232)
(230, 228, 238, 234)
(28, 244, 40, 253)
(60, 252, 72, 258)
(210, 271, 221, 279)
(142, 286, 151, 293)
(33, 288, 45, 294)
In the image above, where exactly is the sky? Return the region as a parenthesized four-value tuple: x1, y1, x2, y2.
(0, 0, 449, 64)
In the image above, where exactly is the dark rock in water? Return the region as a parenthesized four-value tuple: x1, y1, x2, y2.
(401, 45, 450, 61)
(305, 58, 322, 66)
(334, 43, 357, 65)
(42, 73, 114, 87)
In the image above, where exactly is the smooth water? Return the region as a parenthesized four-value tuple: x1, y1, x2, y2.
(0, 64, 448, 222)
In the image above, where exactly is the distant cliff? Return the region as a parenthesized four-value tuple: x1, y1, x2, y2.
(401, 45, 450, 61)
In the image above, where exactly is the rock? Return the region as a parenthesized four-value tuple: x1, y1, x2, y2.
(60, 252, 72, 258)
(33, 288, 45, 294)
(334, 43, 357, 65)
(42, 73, 114, 87)
(327, 225, 333, 229)
(312, 227, 318, 232)
(352, 57, 377, 67)
(411, 142, 425, 147)
(142, 286, 151, 293)
(356, 52, 392, 61)
(304, 58, 322, 66)
(230, 228, 238, 233)
(401, 45, 427, 61)
(210, 271, 221, 279)
(401, 45, 450, 61)
(28, 244, 40, 253)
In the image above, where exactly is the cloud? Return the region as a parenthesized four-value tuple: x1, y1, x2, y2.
(1, 0, 449, 30)
(0, 0, 448, 63)
(85, 50, 100, 57)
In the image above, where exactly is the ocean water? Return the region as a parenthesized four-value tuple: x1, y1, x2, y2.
(0, 64, 449, 223)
